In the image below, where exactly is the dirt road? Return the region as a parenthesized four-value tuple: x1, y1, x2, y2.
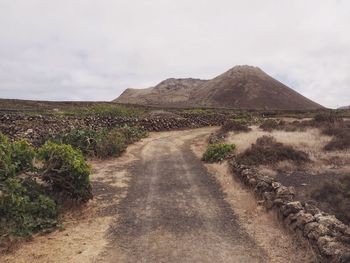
(104, 129, 267, 262)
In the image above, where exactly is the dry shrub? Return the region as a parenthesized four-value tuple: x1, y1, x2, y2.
(324, 129, 350, 151)
(220, 119, 251, 133)
(313, 112, 343, 124)
(259, 119, 306, 132)
(312, 175, 350, 224)
(259, 119, 284, 132)
(208, 132, 225, 144)
(237, 135, 309, 165)
(320, 119, 350, 151)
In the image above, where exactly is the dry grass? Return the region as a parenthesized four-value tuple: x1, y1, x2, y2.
(226, 126, 331, 154)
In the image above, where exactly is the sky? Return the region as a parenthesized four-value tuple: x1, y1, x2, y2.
(0, 0, 349, 108)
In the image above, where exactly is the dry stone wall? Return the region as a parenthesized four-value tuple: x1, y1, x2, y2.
(229, 160, 350, 262)
(0, 113, 226, 146)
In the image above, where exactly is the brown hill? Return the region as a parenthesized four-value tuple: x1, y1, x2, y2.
(339, 105, 350, 110)
(115, 65, 323, 110)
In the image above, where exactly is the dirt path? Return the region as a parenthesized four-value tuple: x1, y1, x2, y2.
(103, 129, 267, 262)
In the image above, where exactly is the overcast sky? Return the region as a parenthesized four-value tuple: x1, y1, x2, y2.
(0, 0, 349, 108)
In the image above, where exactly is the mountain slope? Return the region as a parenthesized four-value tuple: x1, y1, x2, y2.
(115, 65, 323, 110)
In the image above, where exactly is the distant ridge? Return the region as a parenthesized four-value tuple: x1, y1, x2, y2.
(339, 105, 350, 110)
(115, 65, 324, 110)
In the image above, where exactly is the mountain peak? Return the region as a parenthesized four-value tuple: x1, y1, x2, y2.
(115, 65, 323, 110)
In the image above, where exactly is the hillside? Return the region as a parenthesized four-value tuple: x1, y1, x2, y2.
(339, 105, 350, 110)
(115, 65, 323, 110)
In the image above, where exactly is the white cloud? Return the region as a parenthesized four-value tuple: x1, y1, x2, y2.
(0, 0, 349, 108)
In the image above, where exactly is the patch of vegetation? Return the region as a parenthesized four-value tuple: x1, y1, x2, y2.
(1, 133, 93, 240)
(95, 129, 127, 158)
(259, 119, 284, 132)
(51, 125, 147, 158)
(220, 119, 251, 133)
(312, 175, 350, 224)
(38, 141, 92, 202)
(80, 104, 145, 117)
(317, 117, 350, 151)
(324, 129, 350, 151)
(237, 136, 309, 165)
(0, 134, 35, 180)
(313, 111, 343, 124)
(202, 143, 235, 163)
(0, 178, 58, 237)
(182, 108, 215, 115)
(50, 129, 99, 156)
(117, 125, 148, 144)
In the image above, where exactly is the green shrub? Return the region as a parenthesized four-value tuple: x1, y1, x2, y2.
(0, 133, 16, 180)
(202, 143, 235, 163)
(0, 178, 58, 237)
(80, 104, 144, 117)
(38, 141, 92, 202)
(0, 134, 35, 181)
(52, 126, 147, 158)
(52, 129, 99, 156)
(95, 129, 127, 158)
(11, 140, 36, 173)
(117, 125, 148, 144)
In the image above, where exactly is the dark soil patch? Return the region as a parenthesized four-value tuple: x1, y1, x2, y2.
(276, 171, 350, 224)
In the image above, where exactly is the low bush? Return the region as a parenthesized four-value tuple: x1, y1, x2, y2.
(95, 129, 127, 158)
(51, 129, 99, 156)
(0, 178, 58, 237)
(220, 119, 251, 133)
(0, 133, 15, 180)
(202, 143, 235, 163)
(259, 119, 284, 132)
(11, 140, 36, 173)
(38, 141, 92, 203)
(313, 112, 343, 124)
(324, 129, 350, 151)
(0, 133, 94, 241)
(117, 125, 148, 144)
(1, 134, 35, 181)
(52, 126, 147, 158)
(237, 136, 309, 165)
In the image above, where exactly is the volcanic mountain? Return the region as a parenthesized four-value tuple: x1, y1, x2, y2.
(115, 65, 323, 110)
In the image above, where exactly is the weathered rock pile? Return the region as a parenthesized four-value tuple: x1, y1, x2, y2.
(0, 113, 226, 145)
(229, 160, 350, 262)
